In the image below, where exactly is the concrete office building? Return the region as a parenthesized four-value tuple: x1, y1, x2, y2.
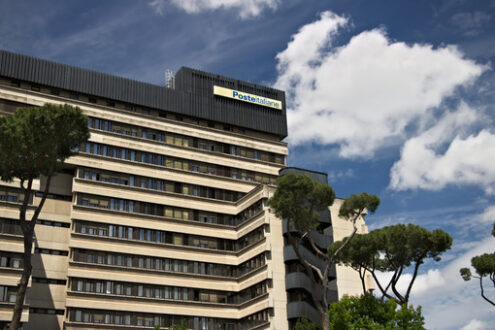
(280, 168, 372, 326)
(0, 49, 370, 329)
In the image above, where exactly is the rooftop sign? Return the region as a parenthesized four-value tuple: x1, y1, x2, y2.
(213, 86, 282, 110)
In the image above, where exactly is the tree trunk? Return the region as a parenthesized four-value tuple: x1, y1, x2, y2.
(321, 275, 330, 330)
(10, 228, 33, 330)
(359, 268, 367, 295)
(321, 311, 330, 330)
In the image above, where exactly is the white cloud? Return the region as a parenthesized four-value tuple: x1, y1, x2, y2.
(406, 269, 446, 294)
(150, 0, 279, 19)
(390, 103, 495, 193)
(479, 205, 495, 223)
(375, 268, 446, 296)
(274, 11, 486, 158)
(412, 237, 495, 329)
(461, 319, 489, 330)
(374, 236, 495, 329)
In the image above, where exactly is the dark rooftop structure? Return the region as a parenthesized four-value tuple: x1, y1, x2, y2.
(0, 49, 287, 137)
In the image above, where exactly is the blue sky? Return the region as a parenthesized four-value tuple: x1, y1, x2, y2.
(1, 0, 494, 328)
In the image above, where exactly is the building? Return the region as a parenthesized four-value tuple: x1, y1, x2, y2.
(0, 49, 369, 329)
(280, 168, 372, 327)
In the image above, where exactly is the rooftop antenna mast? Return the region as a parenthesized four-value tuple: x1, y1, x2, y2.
(165, 69, 175, 89)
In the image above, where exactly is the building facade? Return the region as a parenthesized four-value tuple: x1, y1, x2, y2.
(280, 168, 372, 327)
(0, 50, 368, 329)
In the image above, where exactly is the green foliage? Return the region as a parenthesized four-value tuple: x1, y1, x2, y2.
(461, 252, 495, 306)
(268, 174, 380, 329)
(328, 233, 376, 271)
(268, 173, 335, 232)
(0, 103, 89, 330)
(376, 224, 452, 270)
(459, 222, 495, 307)
(169, 320, 187, 330)
(460, 267, 472, 281)
(338, 193, 380, 220)
(329, 224, 452, 303)
(328, 294, 425, 330)
(471, 253, 495, 277)
(295, 317, 322, 330)
(0, 103, 89, 182)
(331, 224, 452, 273)
(460, 253, 495, 282)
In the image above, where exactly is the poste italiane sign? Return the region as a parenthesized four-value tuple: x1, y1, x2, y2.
(213, 86, 282, 110)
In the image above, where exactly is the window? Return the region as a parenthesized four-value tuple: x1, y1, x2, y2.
(75, 310, 82, 322)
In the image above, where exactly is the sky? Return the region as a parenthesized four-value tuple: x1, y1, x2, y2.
(1, 0, 494, 328)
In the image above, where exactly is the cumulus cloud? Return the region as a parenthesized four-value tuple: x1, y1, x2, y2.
(390, 103, 495, 193)
(479, 205, 495, 223)
(375, 268, 446, 296)
(461, 319, 489, 330)
(150, 0, 279, 19)
(373, 236, 495, 329)
(413, 237, 495, 329)
(274, 11, 486, 158)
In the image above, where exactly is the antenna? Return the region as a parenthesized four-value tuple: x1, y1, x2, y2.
(165, 69, 175, 89)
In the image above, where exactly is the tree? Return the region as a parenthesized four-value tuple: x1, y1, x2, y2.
(327, 232, 376, 295)
(267, 173, 380, 330)
(328, 294, 425, 330)
(460, 223, 495, 307)
(169, 320, 188, 329)
(0, 104, 89, 329)
(154, 320, 187, 330)
(329, 224, 453, 305)
(295, 317, 322, 330)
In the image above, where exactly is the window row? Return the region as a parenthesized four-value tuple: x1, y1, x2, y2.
(34, 248, 69, 256)
(88, 117, 285, 164)
(79, 142, 277, 184)
(34, 191, 72, 201)
(0, 218, 69, 236)
(6, 79, 282, 142)
(73, 249, 266, 278)
(0, 186, 32, 204)
(29, 308, 64, 315)
(0, 286, 16, 303)
(36, 219, 70, 228)
(0, 98, 26, 114)
(0, 251, 23, 269)
(77, 194, 263, 227)
(285, 261, 309, 275)
(287, 289, 316, 308)
(71, 278, 267, 305)
(75, 220, 265, 252)
(79, 167, 245, 202)
(32, 277, 67, 285)
(68, 308, 269, 329)
(0, 219, 23, 236)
